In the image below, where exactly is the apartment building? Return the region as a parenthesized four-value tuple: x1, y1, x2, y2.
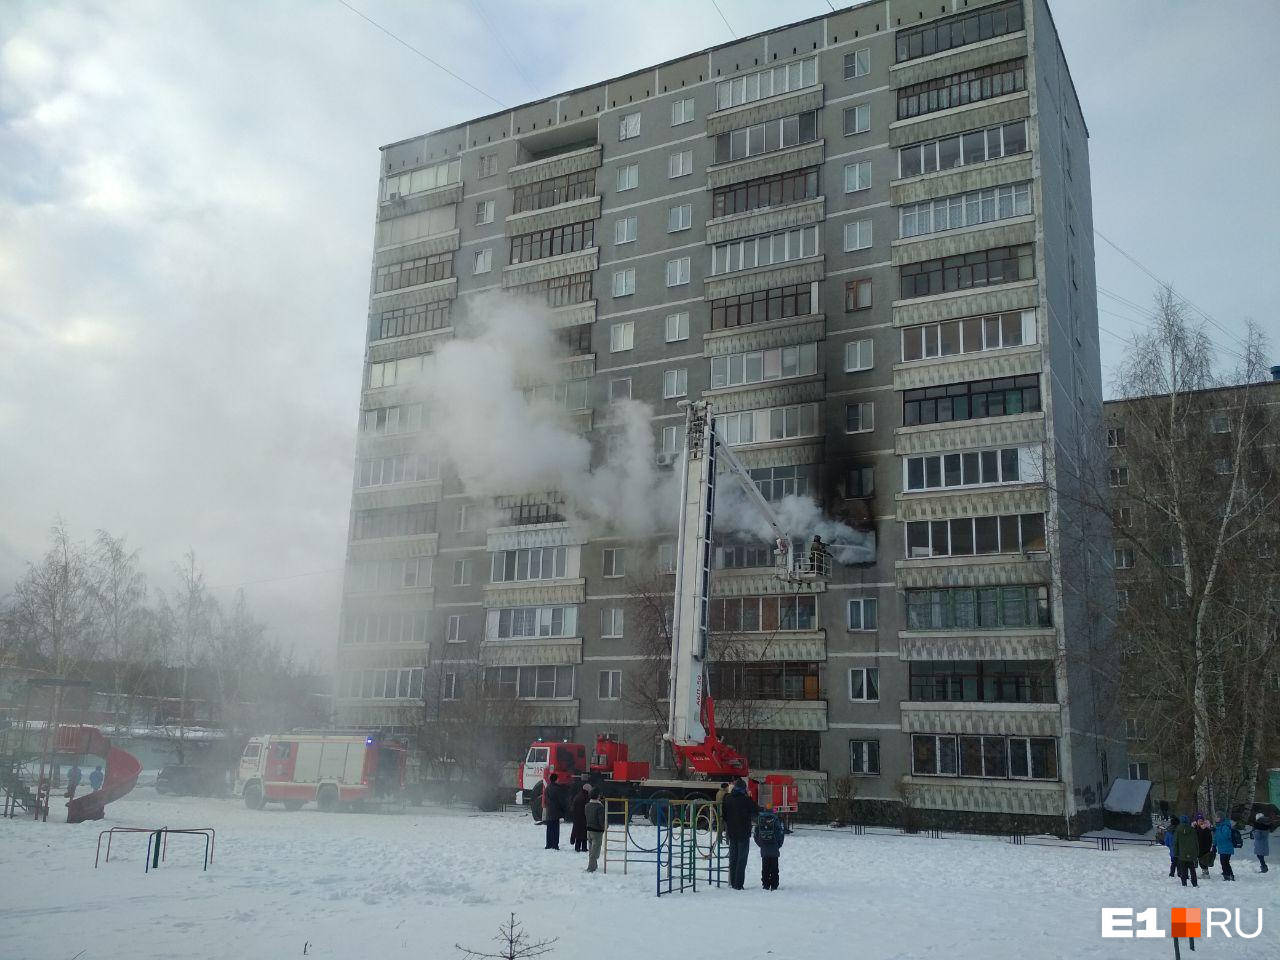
(335, 0, 1118, 831)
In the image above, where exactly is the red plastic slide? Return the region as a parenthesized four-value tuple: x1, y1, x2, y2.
(60, 726, 143, 824)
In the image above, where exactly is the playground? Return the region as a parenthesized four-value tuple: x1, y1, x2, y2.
(4, 787, 1279, 960)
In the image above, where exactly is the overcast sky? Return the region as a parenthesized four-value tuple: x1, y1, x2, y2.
(1, 0, 1276, 663)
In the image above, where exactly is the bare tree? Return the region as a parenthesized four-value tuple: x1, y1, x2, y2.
(88, 530, 149, 710)
(9, 519, 96, 675)
(158, 551, 218, 764)
(457, 913, 556, 960)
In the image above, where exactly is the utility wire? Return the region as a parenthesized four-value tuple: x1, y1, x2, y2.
(710, 0, 737, 38)
(336, 0, 505, 108)
(468, 0, 536, 96)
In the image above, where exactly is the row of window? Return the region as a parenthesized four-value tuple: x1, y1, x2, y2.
(376, 206, 456, 249)
(719, 403, 821, 446)
(899, 243, 1035, 299)
(905, 585, 1051, 631)
(512, 169, 596, 214)
(897, 59, 1027, 121)
(360, 402, 425, 436)
(905, 512, 1047, 559)
(903, 445, 1035, 492)
(374, 253, 452, 293)
(710, 595, 817, 633)
(524, 378, 590, 411)
(340, 668, 425, 700)
(899, 120, 1028, 179)
(902, 374, 1042, 427)
(711, 225, 818, 276)
(609, 256, 691, 297)
(908, 659, 1056, 703)
(486, 665, 575, 700)
(899, 181, 1032, 239)
(345, 557, 433, 594)
(509, 220, 595, 265)
(355, 453, 440, 488)
(351, 504, 437, 541)
(710, 283, 813, 330)
(490, 605, 579, 640)
(712, 167, 820, 219)
(368, 354, 430, 389)
(710, 342, 819, 389)
(716, 57, 817, 110)
(708, 662, 820, 702)
(371, 303, 450, 342)
(339, 610, 430, 645)
(381, 158, 460, 202)
(714, 111, 818, 164)
(514, 272, 594, 309)
(895, 0, 1024, 63)
(901, 310, 1034, 362)
(912, 733, 1057, 780)
(490, 546, 570, 584)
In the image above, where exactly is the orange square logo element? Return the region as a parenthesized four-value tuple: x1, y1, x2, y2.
(1172, 908, 1201, 939)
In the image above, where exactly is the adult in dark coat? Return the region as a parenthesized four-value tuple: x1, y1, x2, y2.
(721, 778, 758, 890)
(1173, 815, 1200, 887)
(1252, 812, 1274, 872)
(570, 784, 590, 852)
(1194, 813, 1214, 878)
(543, 774, 565, 850)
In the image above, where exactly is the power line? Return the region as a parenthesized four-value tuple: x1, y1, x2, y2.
(468, 0, 536, 96)
(336, 0, 505, 108)
(1097, 290, 1250, 365)
(710, 0, 737, 38)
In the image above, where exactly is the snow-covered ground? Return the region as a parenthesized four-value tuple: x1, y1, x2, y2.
(2, 788, 1276, 959)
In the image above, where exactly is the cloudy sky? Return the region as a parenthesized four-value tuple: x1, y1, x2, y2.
(1, 0, 1276, 663)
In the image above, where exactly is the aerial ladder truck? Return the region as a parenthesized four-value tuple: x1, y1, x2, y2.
(516, 400, 831, 819)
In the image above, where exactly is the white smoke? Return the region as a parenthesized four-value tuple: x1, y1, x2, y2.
(713, 482, 876, 566)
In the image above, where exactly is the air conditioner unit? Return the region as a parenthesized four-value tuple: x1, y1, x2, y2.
(655, 452, 676, 467)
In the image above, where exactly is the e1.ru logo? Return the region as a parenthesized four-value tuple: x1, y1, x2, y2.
(1102, 908, 1263, 939)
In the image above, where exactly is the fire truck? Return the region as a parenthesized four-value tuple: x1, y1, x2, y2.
(518, 399, 854, 819)
(235, 731, 407, 811)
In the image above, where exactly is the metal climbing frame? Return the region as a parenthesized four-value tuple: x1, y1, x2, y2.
(654, 798, 726, 897)
(602, 797, 658, 876)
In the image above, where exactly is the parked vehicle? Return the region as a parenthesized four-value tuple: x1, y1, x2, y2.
(235, 731, 406, 811)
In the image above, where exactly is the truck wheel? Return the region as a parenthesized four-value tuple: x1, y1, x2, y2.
(317, 786, 339, 812)
(283, 800, 304, 811)
(645, 790, 676, 826)
(243, 782, 265, 810)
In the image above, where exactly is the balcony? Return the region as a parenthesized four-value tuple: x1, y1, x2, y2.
(901, 776, 1064, 816)
(900, 700, 1062, 738)
(717, 699, 828, 732)
(899, 628, 1058, 662)
(479, 637, 583, 667)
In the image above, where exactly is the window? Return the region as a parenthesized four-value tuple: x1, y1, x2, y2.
(910, 661, 1056, 704)
(376, 206, 457, 247)
(475, 199, 495, 225)
(903, 445, 1035, 492)
(346, 557, 433, 593)
(901, 374, 1041, 426)
(719, 403, 821, 445)
(355, 453, 440, 487)
(896, 1, 1023, 63)
(750, 464, 815, 501)
(600, 548, 627, 579)
(850, 739, 880, 775)
(899, 182, 1032, 239)
(614, 216, 637, 245)
(454, 504, 470, 533)
(899, 244, 1035, 299)
(339, 610, 430, 645)
(508, 220, 595, 264)
(660, 425, 680, 456)
(905, 513, 1047, 558)
(453, 558, 472, 586)
(844, 103, 871, 136)
(711, 594, 817, 632)
(610, 321, 634, 353)
(616, 163, 638, 192)
(491, 605, 578, 640)
(490, 546, 568, 583)
(845, 402, 874, 434)
(849, 668, 880, 701)
(1128, 761, 1150, 781)
(368, 353, 433, 389)
(598, 670, 622, 700)
(847, 598, 878, 631)
(493, 492, 566, 527)
(360, 402, 426, 436)
(374, 253, 453, 292)
(1125, 717, 1145, 740)
(1209, 413, 1230, 434)
(845, 339, 874, 372)
(472, 248, 492, 274)
(1106, 426, 1126, 448)
(844, 161, 871, 193)
(663, 368, 688, 399)
(715, 57, 817, 109)
(668, 203, 692, 232)
(1109, 466, 1129, 488)
(847, 464, 875, 498)
(478, 153, 497, 178)
(666, 256, 691, 286)
(665, 312, 689, 342)
(371, 304, 450, 341)
(619, 112, 641, 141)
(844, 47, 870, 80)
(905, 585, 1051, 630)
(342, 667, 425, 701)
(901, 311, 1035, 361)
(351, 504, 436, 540)
(711, 225, 818, 275)
(845, 278, 872, 311)
(672, 97, 695, 125)
(713, 112, 818, 163)
(485, 665, 575, 700)
(715, 543, 775, 569)
(609, 378, 632, 403)
(601, 606, 625, 638)
(1113, 547, 1134, 570)
(1117, 588, 1130, 611)
(512, 169, 595, 213)
(1214, 457, 1232, 475)
(1117, 506, 1132, 528)
(446, 614, 463, 643)
(381, 158, 461, 201)
(523, 377, 590, 411)
(711, 283, 812, 330)
(897, 59, 1027, 121)
(611, 268, 635, 297)
(898, 120, 1029, 178)
(657, 542, 676, 574)
(1166, 543, 1184, 567)
(1009, 737, 1058, 780)
(669, 149, 694, 178)
(844, 219, 873, 252)
(710, 343, 818, 389)
(914, 734, 1056, 780)
(712, 167, 819, 218)
(514, 272, 593, 309)
(442, 672, 459, 701)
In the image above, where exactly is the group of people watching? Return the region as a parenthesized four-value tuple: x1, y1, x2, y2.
(539, 773, 606, 872)
(1163, 811, 1274, 886)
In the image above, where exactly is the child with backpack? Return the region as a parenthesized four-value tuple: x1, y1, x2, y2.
(753, 807, 785, 890)
(1212, 813, 1240, 881)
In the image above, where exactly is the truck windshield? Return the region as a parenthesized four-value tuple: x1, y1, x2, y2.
(526, 747, 549, 764)
(242, 744, 261, 759)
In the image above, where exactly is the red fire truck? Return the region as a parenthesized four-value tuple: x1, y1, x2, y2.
(235, 731, 406, 811)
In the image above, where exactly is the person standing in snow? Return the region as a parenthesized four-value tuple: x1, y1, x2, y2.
(89, 766, 104, 791)
(1162, 818, 1178, 877)
(1194, 813, 1215, 878)
(65, 764, 82, 799)
(1212, 813, 1237, 881)
(584, 786, 606, 873)
(1252, 812, 1274, 873)
(1173, 815, 1200, 887)
(753, 807, 785, 890)
(543, 774, 565, 850)
(721, 778, 758, 890)
(570, 783, 590, 853)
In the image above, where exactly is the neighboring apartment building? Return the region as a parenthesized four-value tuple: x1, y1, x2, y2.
(335, 0, 1118, 831)
(1107, 374, 1280, 813)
